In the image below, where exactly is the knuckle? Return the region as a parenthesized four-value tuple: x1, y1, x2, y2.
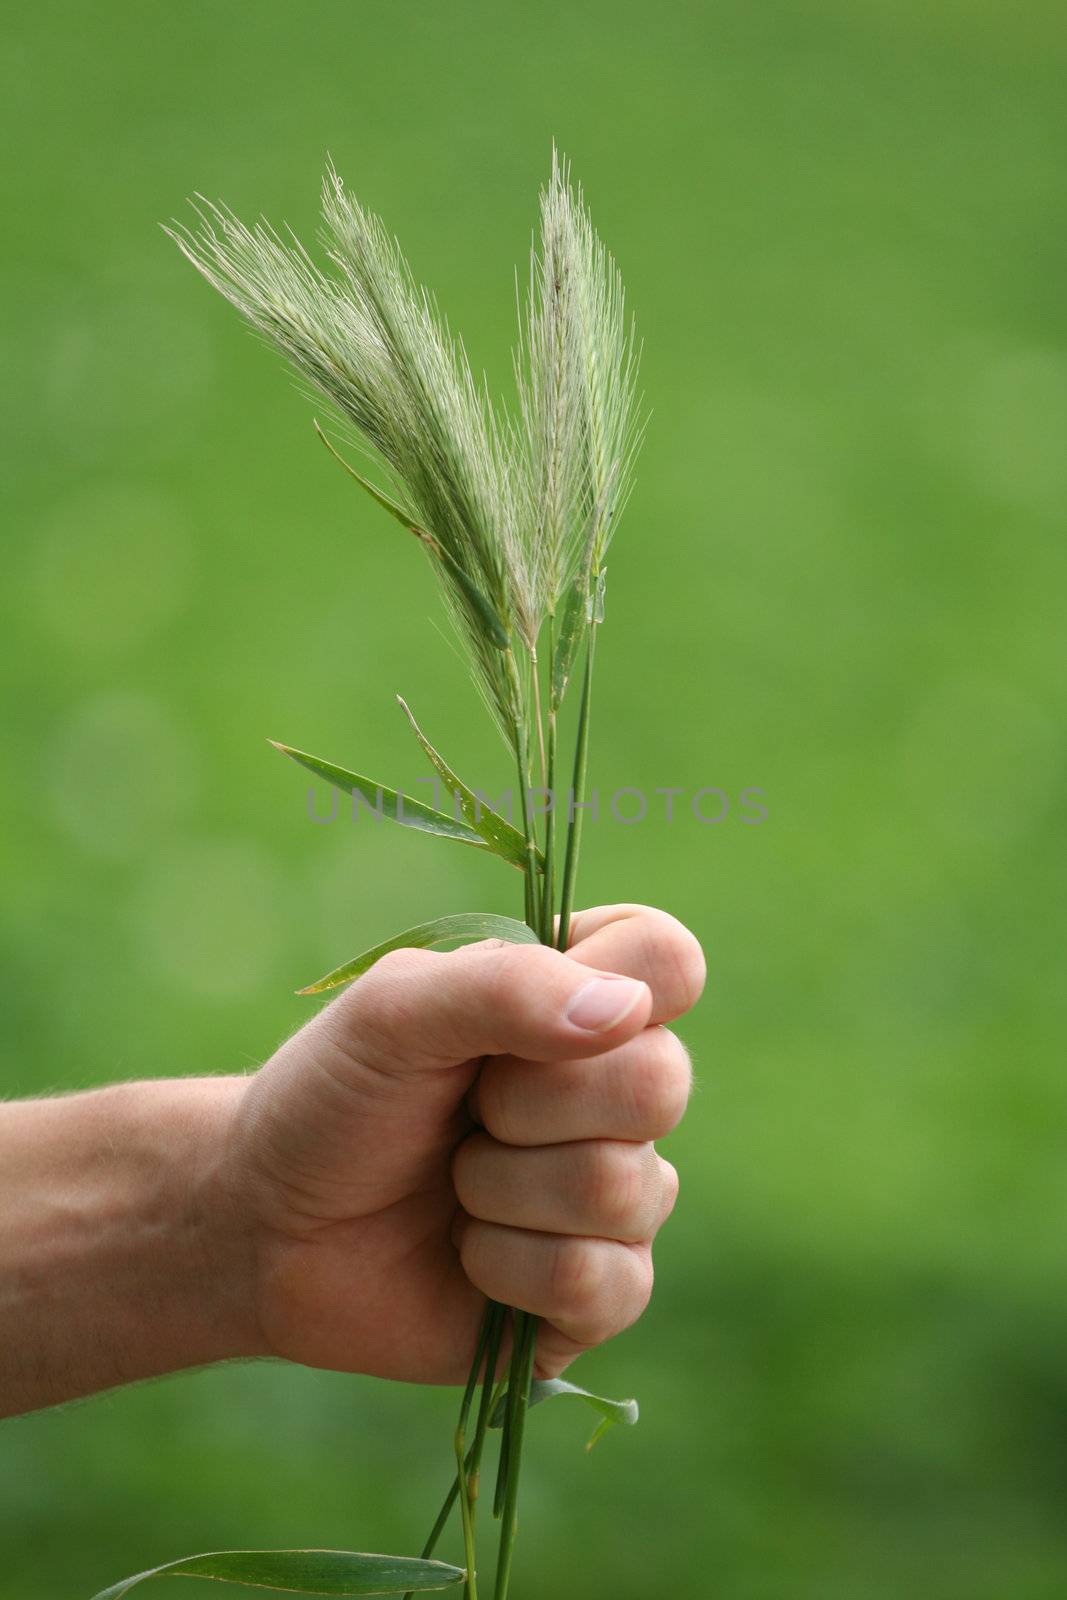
(473, 942, 564, 1055)
(554, 1242, 653, 1345)
(606, 1249, 654, 1341)
(549, 1236, 606, 1324)
(482, 937, 533, 988)
(629, 1248, 655, 1322)
(583, 1143, 648, 1237)
(657, 1156, 680, 1223)
(628, 1029, 693, 1135)
(344, 946, 428, 1022)
(477, 941, 541, 1022)
(368, 945, 431, 985)
(327, 946, 437, 1068)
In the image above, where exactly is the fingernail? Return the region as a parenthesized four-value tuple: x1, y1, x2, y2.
(565, 975, 647, 1033)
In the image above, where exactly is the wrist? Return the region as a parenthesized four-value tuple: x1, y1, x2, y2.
(165, 1075, 269, 1366)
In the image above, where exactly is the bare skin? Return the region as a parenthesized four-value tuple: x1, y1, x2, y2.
(0, 904, 704, 1418)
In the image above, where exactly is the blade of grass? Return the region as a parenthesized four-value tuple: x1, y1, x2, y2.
(270, 742, 485, 850)
(488, 1377, 638, 1447)
(314, 419, 423, 532)
(396, 698, 540, 873)
(297, 913, 538, 995)
(89, 1549, 466, 1599)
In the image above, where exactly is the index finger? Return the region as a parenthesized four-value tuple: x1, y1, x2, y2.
(563, 904, 706, 1025)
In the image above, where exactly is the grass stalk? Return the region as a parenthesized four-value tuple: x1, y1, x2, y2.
(171, 153, 643, 1600)
(539, 627, 557, 947)
(506, 650, 541, 935)
(492, 1315, 538, 1600)
(541, 721, 557, 947)
(454, 1429, 478, 1599)
(454, 1312, 493, 1600)
(529, 645, 547, 786)
(467, 1311, 507, 1511)
(556, 619, 597, 952)
(491, 1311, 520, 1520)
(404, 1304, 502, 1600)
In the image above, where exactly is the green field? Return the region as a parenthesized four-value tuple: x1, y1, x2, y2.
(2, 2, 1066, 1596)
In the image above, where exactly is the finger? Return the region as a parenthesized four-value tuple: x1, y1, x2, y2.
(563, 904, 706, 1024)
(457, 1221, 654, 1348)
(453, 1135, 678, 1244)
(473, 1026, 692, 1146)
(319, 939, 654, 1077)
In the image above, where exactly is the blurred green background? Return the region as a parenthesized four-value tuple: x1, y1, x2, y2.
(3, 1, 1066, 1596)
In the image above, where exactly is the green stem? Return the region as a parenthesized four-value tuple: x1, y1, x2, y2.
(441, 634, 558, 1599)
(491, 1313, 522, 1520)
(556, 619, 597, 953)
(464, 1310, 506, 1595)
(492, 1315, 538, 1600)
(455, 1428, 478, 1599)
(455, 1312, 492, 1600)
(506, 650, 541, 935)
(516, 749, 539, 934)
(541, 636, 557, 947)
(529, 644, 547, 787)
(409, 1474, 463, 1589)
(468, 1313, 507, 1509)
(405, 1304, 501, 1600)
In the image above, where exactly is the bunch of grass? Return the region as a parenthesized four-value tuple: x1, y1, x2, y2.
(168, 166, 531, 738)
(143, 150, 642, 1600)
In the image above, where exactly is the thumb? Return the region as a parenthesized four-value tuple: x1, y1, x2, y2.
(319, 938, 653, 1076)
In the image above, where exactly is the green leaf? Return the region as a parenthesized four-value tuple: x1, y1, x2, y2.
(589, 566, 607, 624)
(270, 741, 486, 850)
(550, 570, 588, 712)
(396, 697, 540, 873)
(489, 1377, 638, 1450)
(297, 912, 539, 995)
(315, 420, 423, 535)
(432, 546, 511, 650)
(89, 1547, 465, 1600)
(314, 421, 509, 649)
(315, 420, 509, 650)
(551, 464, 614, 710)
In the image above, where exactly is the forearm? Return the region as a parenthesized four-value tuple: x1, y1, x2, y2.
(0, 1077, 261, 1418)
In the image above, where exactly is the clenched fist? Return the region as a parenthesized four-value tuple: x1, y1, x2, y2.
(0, 904, 703, 1416)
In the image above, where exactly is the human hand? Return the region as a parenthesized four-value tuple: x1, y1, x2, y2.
(219, 904, 705, 1383)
